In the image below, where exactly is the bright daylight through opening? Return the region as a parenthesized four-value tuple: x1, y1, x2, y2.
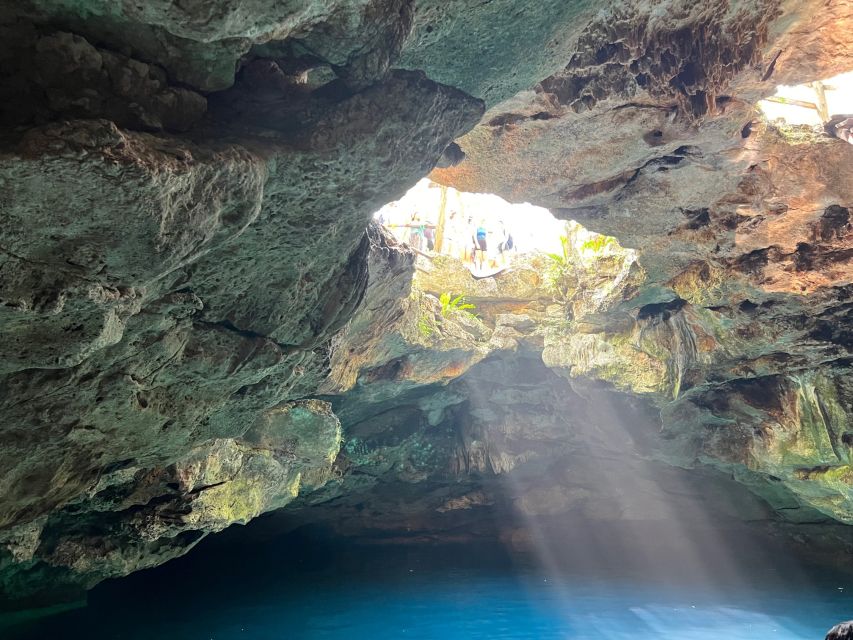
(759, 71, 853, 142)
(374, 178, 567, 273)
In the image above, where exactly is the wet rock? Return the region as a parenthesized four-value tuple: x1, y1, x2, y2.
(1, 399, 340, 601)
(827, 621, 853, 640)
(398, 0, 598, 106)
(10, 0, 596, 97)
(7, 0, 413, 91)
(0, 30, 207, 131)
(539, 0, 779, 117)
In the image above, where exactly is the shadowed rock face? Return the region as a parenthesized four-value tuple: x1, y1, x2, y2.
(261, 241, 840, 548)
(0, 0, 851, 609)
(0, 2, 487, 605)
(539, 0, 779, 117)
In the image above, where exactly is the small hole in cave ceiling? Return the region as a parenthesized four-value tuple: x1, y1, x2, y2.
(643, 129, 666, 146)
(373, 178, 564, 258)
(372, 178, 632, 276)
(758, 70, 853, 126)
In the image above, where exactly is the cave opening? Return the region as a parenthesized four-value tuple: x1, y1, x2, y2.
(758, 71, 853, 127)
(373, 178, 568, 274)
(757, 71, 853, 145)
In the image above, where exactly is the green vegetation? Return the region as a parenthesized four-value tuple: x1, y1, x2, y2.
(542, 224, 638, 310)
(769, 121, 832, 146)
(414, 293, 476, 340)
(543, 235, 575, 301)
(580, 234, 614, 253)
(439, 293, 476, 318)
(417, 315, 435, 338)
(545, 234, 571, 266)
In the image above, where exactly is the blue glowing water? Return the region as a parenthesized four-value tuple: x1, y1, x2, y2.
(6, 534, 853, 639)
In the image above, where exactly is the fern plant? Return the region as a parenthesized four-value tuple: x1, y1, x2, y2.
(545, 234, 571, 267)
(439, 292, 476, 317)
(417, 315, 434, 338)
(543, 235, 575, 301)
(580, 235, 612, 253)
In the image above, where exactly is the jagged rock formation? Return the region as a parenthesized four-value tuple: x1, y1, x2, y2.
(0, 0, 487, 606)
(432, 0, 853, 526)
(266, 231, 803, 544)
(0, 0, 851, 611)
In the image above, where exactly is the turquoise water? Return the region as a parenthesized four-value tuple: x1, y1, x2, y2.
(6, 530, 853, 639)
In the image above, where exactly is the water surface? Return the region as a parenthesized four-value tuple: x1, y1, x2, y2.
(7, 527, 852, 639)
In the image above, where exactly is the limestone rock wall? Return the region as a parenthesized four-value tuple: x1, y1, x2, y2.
(0, 0, 500, 605)
(429, 0, 853, 543)
(278, 245, 800, 546)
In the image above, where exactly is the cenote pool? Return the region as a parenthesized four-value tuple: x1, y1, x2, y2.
(5, 526, 853, 640)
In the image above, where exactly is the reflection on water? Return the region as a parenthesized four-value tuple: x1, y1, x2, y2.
(6, 529, 853, 640)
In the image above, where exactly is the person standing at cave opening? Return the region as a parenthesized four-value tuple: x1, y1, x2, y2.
(496, 220, 514, 267)
(424, 221, 436, 252)
(408, 212, 425, 251)
(474, 219, 488, 270)
(466, 216, 477, 265)
(444, 209, 461, 259)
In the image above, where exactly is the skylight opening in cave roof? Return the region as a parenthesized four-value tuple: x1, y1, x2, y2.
(758, 70, 853, 126)
(373, 178, 626, 277)
(374, 178, 563, 255)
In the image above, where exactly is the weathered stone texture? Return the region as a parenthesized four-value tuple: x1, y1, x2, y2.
(429, 0, 853, 551)
(0, 2, 486, 603)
